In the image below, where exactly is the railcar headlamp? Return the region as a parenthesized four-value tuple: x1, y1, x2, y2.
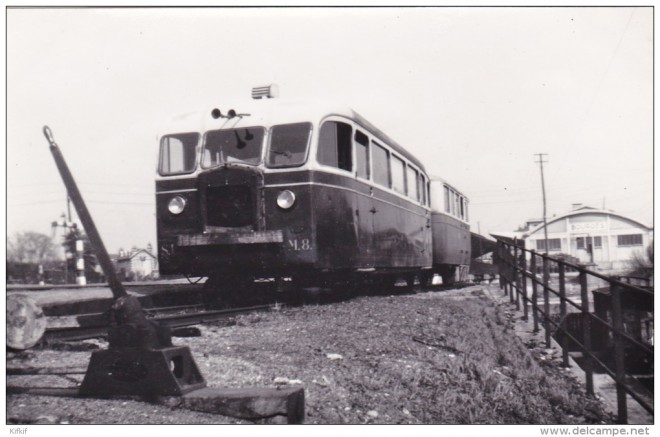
(168, 195, 187, 215)
(276, 190, 296, 210)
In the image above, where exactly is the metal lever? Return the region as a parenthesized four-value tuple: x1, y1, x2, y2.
(43, 125, 56, 146)
(43, 125, 127, 299)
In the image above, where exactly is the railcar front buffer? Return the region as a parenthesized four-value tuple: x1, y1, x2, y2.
(42, 126, 304, 423)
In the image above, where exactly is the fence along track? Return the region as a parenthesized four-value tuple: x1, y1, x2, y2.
(494, 238, 653, 424)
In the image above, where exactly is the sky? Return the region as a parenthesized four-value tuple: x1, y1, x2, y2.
(6, 6, 653, 255)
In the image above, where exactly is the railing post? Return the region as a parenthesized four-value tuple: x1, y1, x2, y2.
(498, 241, 507, 294)
(558, 263, 569, 367)
(531, 252, 539, 332)
(542, 256, 551, 348)
(579, 270, 594, 395)
(504, 245, 511, 297)
(513, 244, 519, 307)
(522, 243, 528, 322)
(610, 283, 628, 424)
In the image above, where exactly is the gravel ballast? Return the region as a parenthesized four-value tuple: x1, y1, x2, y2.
(6, 285, 613, 424)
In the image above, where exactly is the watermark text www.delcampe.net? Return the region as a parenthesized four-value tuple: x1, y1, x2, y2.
(541, 427, 651, 436)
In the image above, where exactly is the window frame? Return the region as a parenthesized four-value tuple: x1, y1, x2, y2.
(266, 122, 313, 169)
(617, 234, 643, 247)
(201, 126, 266, 169)
(317, 120, 353, 173)
(444, 186, 450, 213)
(354, 129, 370, 180)
(390, 154, 407, 196)
(158, 132, 200, 176)
(371, 140, 391, 188)
(537, 238, 561, 251)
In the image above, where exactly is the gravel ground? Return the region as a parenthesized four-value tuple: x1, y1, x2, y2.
(6, 285, 614, 425)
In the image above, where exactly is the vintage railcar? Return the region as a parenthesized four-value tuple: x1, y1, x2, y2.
(156, 86, 466, 297)
(427, 179, 471, 284)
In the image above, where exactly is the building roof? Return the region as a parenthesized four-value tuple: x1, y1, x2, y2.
(491, 206, 652, 242)
(525, 206, 652, 238)
(116, 248, 157, 262)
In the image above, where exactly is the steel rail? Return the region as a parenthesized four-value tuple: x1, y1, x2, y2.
(43, 303, 280, 343)
(40, 280, 469, 343)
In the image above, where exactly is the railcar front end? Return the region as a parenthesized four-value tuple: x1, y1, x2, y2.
(156, 123, 319, 280)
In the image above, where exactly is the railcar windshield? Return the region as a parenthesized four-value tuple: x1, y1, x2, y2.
(266, 122, 312, 168)
(159, 132, 199, 175)
(202, 127, 265, 168)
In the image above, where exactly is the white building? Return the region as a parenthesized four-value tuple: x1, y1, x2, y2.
(496, 205, 653, 273)
(114, 244, 159, 281)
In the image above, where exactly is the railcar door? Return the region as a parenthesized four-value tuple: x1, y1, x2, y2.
(315, 120, 362, 269)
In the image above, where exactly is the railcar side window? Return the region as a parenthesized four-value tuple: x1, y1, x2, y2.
(418, 174, 425, 205)
(391, 156, 406, 195)
(444, 186, 450, 213)
(159, 133, 199, 175)
(407, 166, 418, 201)
(426, 181, 431, 207)
(318, 121, 352, 172)
(202, 127, 265, 167)
(354, 130, 370, 180)
(372, 142, 390, 188)
(267, 122, 312, 168)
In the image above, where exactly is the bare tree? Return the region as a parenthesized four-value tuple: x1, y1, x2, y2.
(7, 231, 58, 264)
(626, 241, 654, 280)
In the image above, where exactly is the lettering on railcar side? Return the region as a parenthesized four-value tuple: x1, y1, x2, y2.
(288, 239, 312, 251)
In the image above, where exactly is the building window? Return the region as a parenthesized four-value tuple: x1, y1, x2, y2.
(617, 234, 643, 247)
(537, 238, 561, 251)
(576, 237, 585, 250)
(594, 236, 602, 248)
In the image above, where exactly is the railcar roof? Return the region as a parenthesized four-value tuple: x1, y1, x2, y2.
(429, 176, 468, 200)
(162, 98, 426, 173)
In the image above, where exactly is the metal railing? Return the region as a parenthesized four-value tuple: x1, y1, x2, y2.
(494, 239, 653, 424)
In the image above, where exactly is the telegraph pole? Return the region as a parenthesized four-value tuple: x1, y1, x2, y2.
(534, 154, 550, 254)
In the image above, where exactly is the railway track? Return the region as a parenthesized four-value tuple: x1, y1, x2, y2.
(37, 279, 475, 344)
(43, 303, 282, 343)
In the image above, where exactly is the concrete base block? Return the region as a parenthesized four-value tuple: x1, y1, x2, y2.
(158, 386, 305, 424)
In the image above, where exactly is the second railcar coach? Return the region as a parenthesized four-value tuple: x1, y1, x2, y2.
(156, 85, 433, 299)
(425, 179, 471, 285)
